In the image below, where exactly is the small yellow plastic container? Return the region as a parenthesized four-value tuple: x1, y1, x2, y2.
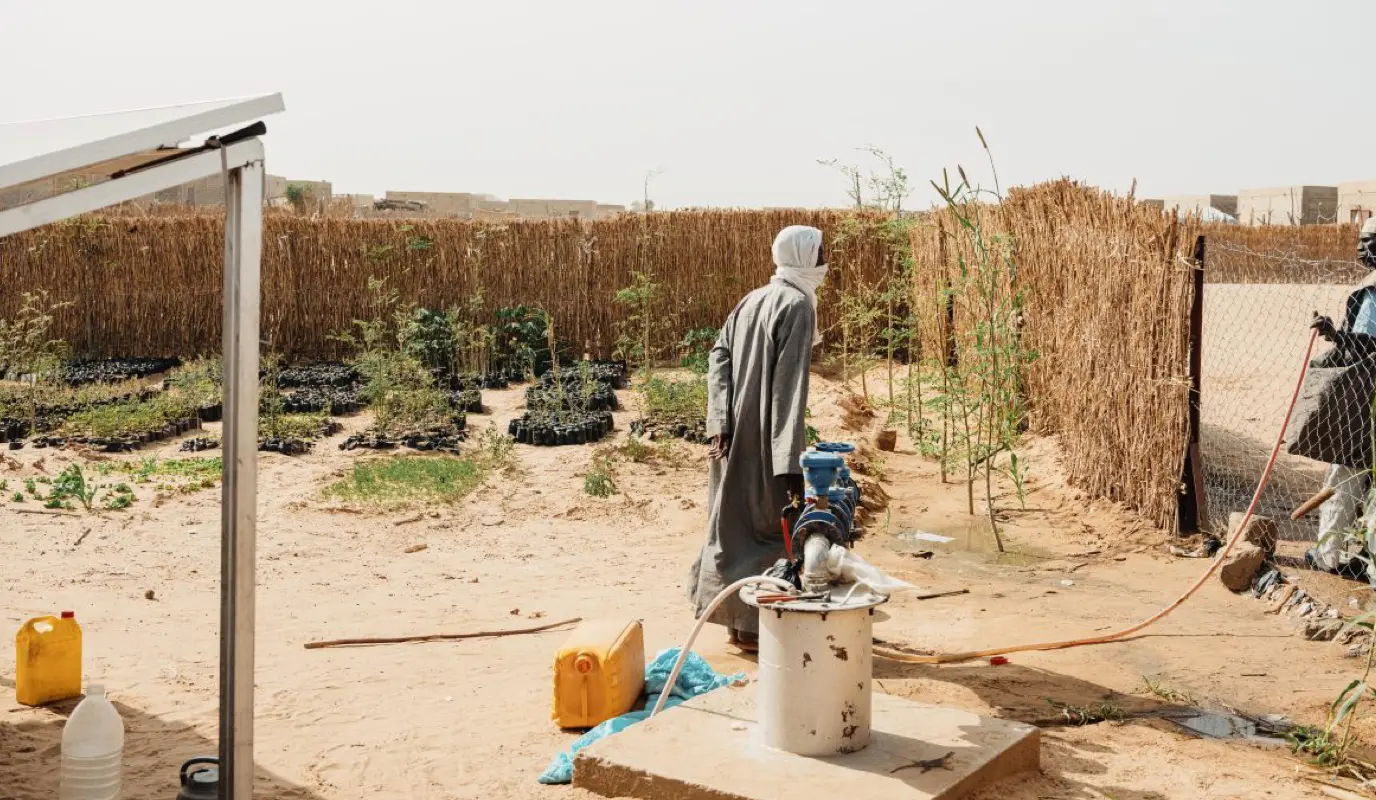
(551, 618, 645, 729)
(16, 612, 83, 707)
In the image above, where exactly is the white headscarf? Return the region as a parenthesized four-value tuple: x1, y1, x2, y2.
(771, 225, 828, 345)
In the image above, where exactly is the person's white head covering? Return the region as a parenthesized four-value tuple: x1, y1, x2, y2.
(771, 225, 828, 345)
(1362, 217, 1376, 237)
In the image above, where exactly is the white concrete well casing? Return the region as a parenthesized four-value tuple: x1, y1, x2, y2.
(744, 585, 888, 757)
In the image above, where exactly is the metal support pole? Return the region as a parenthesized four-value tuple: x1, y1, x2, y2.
(219, 158, 263, 800)
(1189, 235, 1210, 531)
(1179, 235, 1208, 534)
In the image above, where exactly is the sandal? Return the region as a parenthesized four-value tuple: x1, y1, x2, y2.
(1305, 548, 1371, 582)
(728, 628, 759, 653)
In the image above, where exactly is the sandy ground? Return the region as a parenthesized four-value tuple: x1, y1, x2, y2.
(1201, 282, 1350, 448)
(1, 371, 1372, 799)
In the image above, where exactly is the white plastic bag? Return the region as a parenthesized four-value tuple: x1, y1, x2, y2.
(823, 544, 917, 597)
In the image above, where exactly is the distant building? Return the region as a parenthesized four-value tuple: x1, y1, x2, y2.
(384, 191, 479, 217)
(337, 193, 375, 210)
(1139, 199, 1165, 211)
(473, 207, 517, 222)
(1338, 180, 1376, 225)
(1161, 194, 1237, 218)
(382, 190, 623, 220)
(273, 178, 334, 210)
(136, 174, 332, 209)
(508, 198, 598, 219)
(374, 198, 428, 212)
(1236, 185, 1337, 226)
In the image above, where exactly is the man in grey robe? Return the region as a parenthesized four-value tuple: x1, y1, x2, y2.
(687, 225, 828, 652)
(1291, 217, 1376, 582)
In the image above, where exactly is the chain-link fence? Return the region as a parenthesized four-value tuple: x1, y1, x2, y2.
(1201, 238, 1370, 567)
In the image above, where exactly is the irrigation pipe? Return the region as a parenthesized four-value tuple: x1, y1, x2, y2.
(648, 575, 794, 719)
(874, 329, 1320, 665)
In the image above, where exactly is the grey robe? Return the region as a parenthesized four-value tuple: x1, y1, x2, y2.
(1287, 271, 1376, 468)
(687, 278, 814, 635)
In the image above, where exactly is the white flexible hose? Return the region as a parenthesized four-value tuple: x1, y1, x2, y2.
(648, 575, 795, 719)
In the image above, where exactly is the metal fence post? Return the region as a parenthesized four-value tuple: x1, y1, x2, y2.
(1179, 235, 1209, 534)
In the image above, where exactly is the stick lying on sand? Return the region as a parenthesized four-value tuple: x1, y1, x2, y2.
(1291, 487, 1336, 521)
(304, 617, 582, 650)
(914, 588, 970, 601)
(9, 508, 80, 518)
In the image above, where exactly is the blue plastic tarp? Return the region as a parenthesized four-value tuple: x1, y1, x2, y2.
(1177, 205, 1238, 224)
(538, 647, 743, 785)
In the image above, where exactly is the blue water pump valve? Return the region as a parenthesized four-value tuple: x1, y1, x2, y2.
(800, 442, 853, 498)
(785, 442, 861, 559)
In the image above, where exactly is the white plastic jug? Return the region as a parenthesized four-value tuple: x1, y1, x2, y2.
(61, 685, 124, 800)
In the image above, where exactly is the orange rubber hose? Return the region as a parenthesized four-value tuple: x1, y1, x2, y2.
(876, 329, 1319, 665)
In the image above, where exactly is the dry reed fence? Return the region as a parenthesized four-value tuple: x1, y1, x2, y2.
(1204, 222, 1363, 284)
(0, 210, 893, 359)
(911, 180, 1201, 528)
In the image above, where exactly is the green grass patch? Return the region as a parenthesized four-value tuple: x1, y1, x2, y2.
(99, 455, 222, 494)
(324, 423, 515, 508)
(607, 436, 686, 468)
(325, 455, 486, 506)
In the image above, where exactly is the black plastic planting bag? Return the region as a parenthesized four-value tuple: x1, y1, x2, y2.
(1286, 350, 1376, 469)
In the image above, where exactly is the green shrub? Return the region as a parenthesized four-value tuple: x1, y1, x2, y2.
(678, 327, 718, 375)
(643, 375, 707, 427)
(402, 308, 456, 374)
(45, 464, 137, 512)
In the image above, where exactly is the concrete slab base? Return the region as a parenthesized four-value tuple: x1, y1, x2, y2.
(574, 683, 1040, 800)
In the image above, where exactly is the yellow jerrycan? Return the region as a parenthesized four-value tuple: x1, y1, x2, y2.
(551, 618, 645, 729)
(16, 611, 82, 707)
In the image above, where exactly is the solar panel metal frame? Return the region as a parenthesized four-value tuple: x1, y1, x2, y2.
(0, 92, 283, 800)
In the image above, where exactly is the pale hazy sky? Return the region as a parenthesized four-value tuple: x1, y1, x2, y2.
(2, 0, 1368, 209)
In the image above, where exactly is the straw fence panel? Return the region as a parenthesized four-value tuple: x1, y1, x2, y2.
(1203, 222, 1362, 284)
(911, 180, 1200, 528)
(0, 210, 892, 359)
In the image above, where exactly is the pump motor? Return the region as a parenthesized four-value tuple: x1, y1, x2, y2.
(773, 442, 861, 591)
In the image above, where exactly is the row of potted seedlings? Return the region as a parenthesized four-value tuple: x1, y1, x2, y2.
(260, 419, 344, 455)
(524, 378, 619, 414)
(440, 371, 514, 391)
(508, 410, 615, 447)
(0, 387, 165, 444)
(27, 415, 207, 453)
(276, 362, 360, 388)
(281, 385, 364, 415)
(61, 357, 181, 386)
(504, 360, 628, 448)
